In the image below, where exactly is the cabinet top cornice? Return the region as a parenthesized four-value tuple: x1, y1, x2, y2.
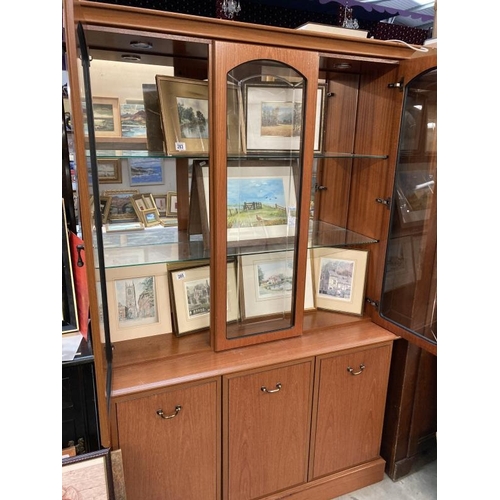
(71, 0, 420, 61)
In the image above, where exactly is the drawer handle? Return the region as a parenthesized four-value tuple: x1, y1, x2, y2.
(261, 383, 282, 394)
(347, 364, 365, 376)
(156, 405, 182, 419)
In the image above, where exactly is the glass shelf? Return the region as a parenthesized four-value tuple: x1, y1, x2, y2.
(95, 221, 377, 269)
(88, 150, 389, 160)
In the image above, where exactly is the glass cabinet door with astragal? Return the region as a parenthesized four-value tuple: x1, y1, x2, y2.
(210, 43, 319, 351)
(75, 24, 214, 351)
(380, 68, 437, 350)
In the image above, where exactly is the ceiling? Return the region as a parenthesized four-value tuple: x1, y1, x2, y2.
(249, 0, 436, 29)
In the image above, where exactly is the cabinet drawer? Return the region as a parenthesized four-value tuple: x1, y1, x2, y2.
(310, 344, 392, 479)
(116, 379, 220, 500)
(224, 360, 314, 500)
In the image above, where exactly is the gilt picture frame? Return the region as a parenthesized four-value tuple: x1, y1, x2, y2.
(166, 191, 178, 216)
(312, 248, 368, 316)
(62, 448, 115, 500)
(98, 263, 172, 342)
(97, 159, 122, 184)
(104, 189, 140, 222)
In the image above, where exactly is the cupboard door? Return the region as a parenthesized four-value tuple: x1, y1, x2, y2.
(116, 379, 220, 500)
(224, 360, 314, 500)
(310, 345, 392, 479)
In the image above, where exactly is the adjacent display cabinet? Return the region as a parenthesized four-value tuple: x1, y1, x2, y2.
(63, 1, 437, 498)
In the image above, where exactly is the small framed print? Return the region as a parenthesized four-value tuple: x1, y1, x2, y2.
(62, 448, 115, 500)
(239, 250, 314, 320)
(120, 102, 147, 138)
(128, 158, 164, 186)
(83, 96, 121, 138)
(98, 263, 172, 342)
(97, 158, 122, 184)
(142, 208, 162, 227)
(169, 260, 238, 336)
(166, 191, 178, 216)
(312, 248, 368, 316)
(153, 193, 168, 217)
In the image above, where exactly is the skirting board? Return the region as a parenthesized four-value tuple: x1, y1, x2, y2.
(261, 458, 385, 500)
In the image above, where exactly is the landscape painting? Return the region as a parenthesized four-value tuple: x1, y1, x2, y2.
(260, 101, 302, 138)
(176, 97, 209, 139)
(227, 176, 288, 229)
(120, 103, 147, 137)
(254, 257, 294, 300)
(128, 158, 164, 186)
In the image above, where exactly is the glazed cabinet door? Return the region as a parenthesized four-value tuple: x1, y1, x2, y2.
(116, 379, 220, 500)
(309, 344, 392, 479)
(223, 360, 314, 500)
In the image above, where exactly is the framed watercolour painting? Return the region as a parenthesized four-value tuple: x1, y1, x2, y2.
(153, 193, 168, 217)
(156, 75, 210, 155)
(244, 83, 325, 152)
(98, 263, 172, 342)
(97, 159, 122, 184)
(62, 448, 115, 500)
(240, 250, 314, 320)
(312, 248, 368, 316)
(120, 102, 147, 138)
(83, 96, 121, 138)
(166, 191, 178, 216)
(168, 260, 238, 336)
(194, 159, 298, 248)
(128, 158, 164, 186)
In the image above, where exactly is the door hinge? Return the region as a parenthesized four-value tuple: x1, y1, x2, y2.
(375, 196, 391, 209)
(366, 298, 379, 309)
(388, 78, 404, 91)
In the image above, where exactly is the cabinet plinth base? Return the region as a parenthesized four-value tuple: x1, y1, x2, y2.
(262, 458, 386, 500)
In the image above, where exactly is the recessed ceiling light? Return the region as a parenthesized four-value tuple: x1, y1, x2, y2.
(333, 63, 351, 69)
(130, 41, 153, 49)
(121, 54, 141, 61)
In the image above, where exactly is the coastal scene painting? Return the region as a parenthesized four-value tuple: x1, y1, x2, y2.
(129, 158, 164, 186)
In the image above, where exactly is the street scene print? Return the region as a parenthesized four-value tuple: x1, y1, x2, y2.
(261, 100, 302, 138)
(255, 257, 294, 301)
(115, 276, 158, 326)
(120, 103, 147, 137)
(227, 177, 288, 229)
(176, 97, 209, 139)
(184, 277, 210, 319)
(317, 257, 355, 302)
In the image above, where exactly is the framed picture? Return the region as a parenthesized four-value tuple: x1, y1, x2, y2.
(155, 75, 244, 155)
(97, 159, 122, 184)
(312, 248, 368, 316)
(194, 159, 298, 248)
(83, 96, 121, 138)
(383, 236, 415, 291)
(166, 191, 178, 216)
(244, 83, 325, 152)
(132, 193, 148, 213)
(98, 263, 172, 342)
(142, 83, 165, 152)
(128, 158, 164, 186)
(104, 189, 140, 222)
(239, 250, 314, 320)
(90, 195, 112, 224)
(62, 448, 115, 500)
(153, 193, 168, 217)
(62, 200, 79, 334)
(105, 221, 144, 232)
(120, 102, 147, 138)
(143, 208, 162, 227)
(169, 260, 238, 336)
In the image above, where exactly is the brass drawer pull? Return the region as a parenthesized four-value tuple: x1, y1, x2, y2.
(261, 383, 282, 394)
(347, 364, 365, 376)
(156, 405, 182, 419)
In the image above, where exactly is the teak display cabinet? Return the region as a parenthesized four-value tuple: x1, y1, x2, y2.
(64, 1, 436, 498)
